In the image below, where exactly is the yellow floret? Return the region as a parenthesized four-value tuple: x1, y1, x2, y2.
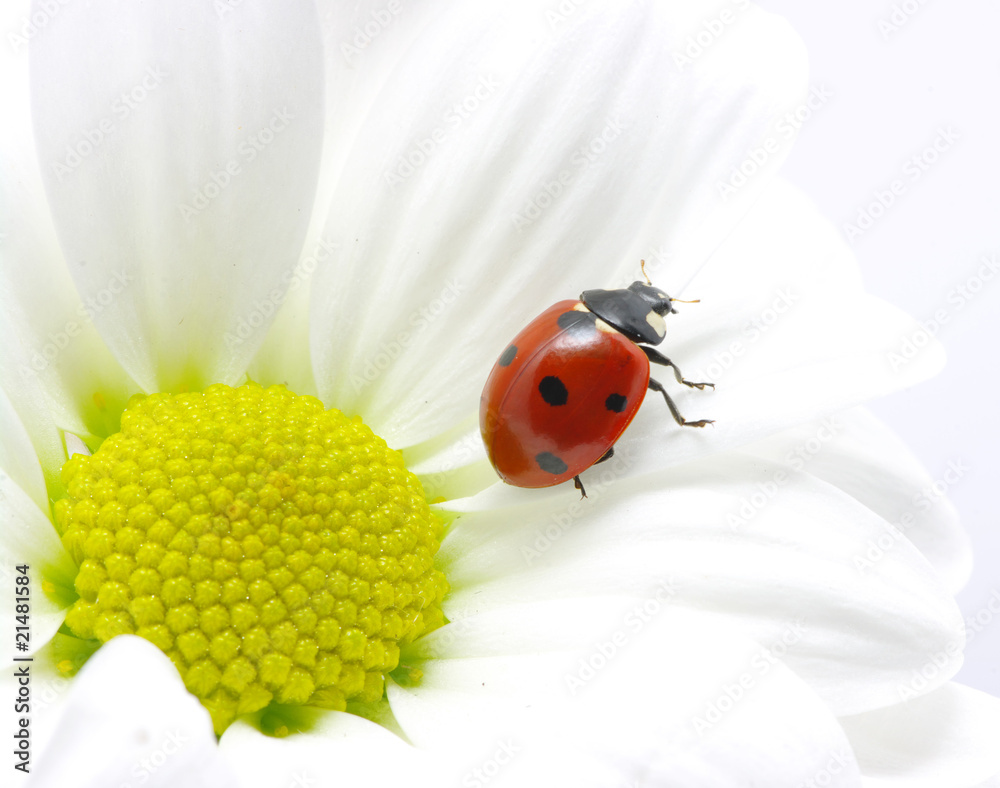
(59, 383, 447, 733)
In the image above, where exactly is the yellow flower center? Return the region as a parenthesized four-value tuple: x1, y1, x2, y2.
(54, 382, 448, 734)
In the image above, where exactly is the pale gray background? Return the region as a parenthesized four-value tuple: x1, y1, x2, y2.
(755, 0, 1000, 697)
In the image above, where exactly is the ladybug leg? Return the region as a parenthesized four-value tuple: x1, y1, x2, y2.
(573, 449, 612, 499)
(641, 347, 715, 390)
(648, 377, 714, 428)
(595, 446, 614, 464)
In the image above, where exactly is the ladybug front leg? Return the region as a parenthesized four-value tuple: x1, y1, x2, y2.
(648, 378, 714, 428)
(641, 347, 715, 390)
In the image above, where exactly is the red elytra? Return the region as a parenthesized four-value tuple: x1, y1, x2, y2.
(480, 273, 713, 498)
(480, 300, 649, 489)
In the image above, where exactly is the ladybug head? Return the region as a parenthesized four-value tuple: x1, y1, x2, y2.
(581, 282, 679, 346)
(627, 281, 676, 316)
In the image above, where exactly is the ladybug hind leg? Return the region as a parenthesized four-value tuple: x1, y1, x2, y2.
(648, 377, 714, 428)
(641, 346, 715, 390)
(573, 447, 615, 500)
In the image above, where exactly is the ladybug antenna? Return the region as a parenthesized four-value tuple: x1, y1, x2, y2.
(670, 297, 701, 304)
(639, 259, 652, 285)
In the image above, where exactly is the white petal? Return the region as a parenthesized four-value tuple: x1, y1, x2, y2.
(310, 0, 808, 447)
(244, 0, 471, 395)
(25, 1, 325, 392)
(0, 380, 48, 510)
(1, 12, 141, 445)
(29, 636, 236, 788)
(219, 712, 447, 788)
(388, 598, 634, 748)
(608, 178, 946, 484)
(839, 682, 1000, 788)
(0, 256, 143, 449)
(0, 474, 75, 657)
(244, 259, 318, 399)
(0, 635, 88, 777)
(390, 600, 861, 786)
(534, 615, 863, 788)
(408, 175, 947, 502)
(0, 300, 82, 491)
(746, 407, 972, 593)
(441, 452, 963, 716)
(406, 414, 497, 501)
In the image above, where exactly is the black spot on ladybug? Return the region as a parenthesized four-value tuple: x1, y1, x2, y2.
(556, 310, 597, 335)
(538, 376, 568, 406)
(498, 345, 518, 367)
(535, 452, 568, 475)
(605, 393, 627, 413)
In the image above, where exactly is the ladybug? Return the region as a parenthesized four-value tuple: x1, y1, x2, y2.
(480, 263, 713, 497)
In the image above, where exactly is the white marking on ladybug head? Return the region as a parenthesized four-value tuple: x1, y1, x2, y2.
(595, 318, 617, 334)
(573, 302, 591, 313)
(646, 310, 666, 338)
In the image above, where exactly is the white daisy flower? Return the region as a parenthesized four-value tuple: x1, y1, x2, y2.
(2, 1, 999, 786)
